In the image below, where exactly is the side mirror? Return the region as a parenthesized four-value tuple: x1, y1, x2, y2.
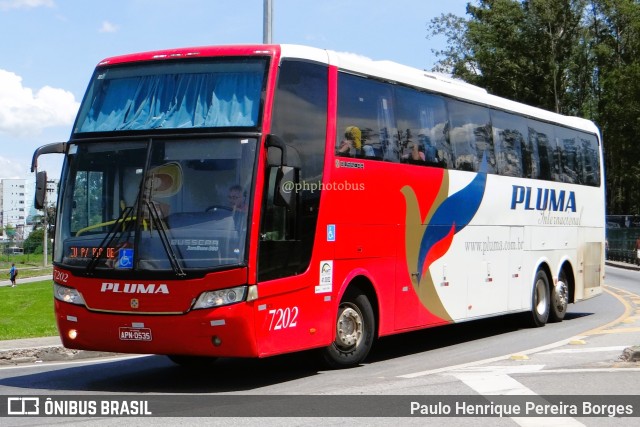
(35, 171, 47, 210)
(31, 141, 66, 173)
(265, 134, 288, 166)
(265, 134, 300, 210)
(274, 166, 297, 209)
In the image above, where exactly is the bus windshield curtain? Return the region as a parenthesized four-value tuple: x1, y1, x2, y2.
(78, 72, 263, 132)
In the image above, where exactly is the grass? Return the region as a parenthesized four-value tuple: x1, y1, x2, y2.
(0, 279, 58, 340)
(0, 253, 52, 281)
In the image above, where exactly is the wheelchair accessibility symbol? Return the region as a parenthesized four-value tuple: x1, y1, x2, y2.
(118, 248, 134, 269)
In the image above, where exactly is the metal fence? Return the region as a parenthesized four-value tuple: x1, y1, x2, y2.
(606, 225, 640, 265)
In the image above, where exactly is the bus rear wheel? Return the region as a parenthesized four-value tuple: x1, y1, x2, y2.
(167, 355, 218, 368)
(528, 270, 550, 327)
(322, 291, 375, 369)
(549, 270, 569, 323)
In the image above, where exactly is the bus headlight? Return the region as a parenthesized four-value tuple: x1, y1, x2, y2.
(54, 283, 86, 306)
(193, 286, 247, 309)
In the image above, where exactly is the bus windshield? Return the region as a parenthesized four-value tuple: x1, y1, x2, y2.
(74, 59, 266, 133)
(55, 137, 256, 274)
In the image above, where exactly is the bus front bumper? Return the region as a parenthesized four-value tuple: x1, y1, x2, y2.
(55, 300, 259, 358)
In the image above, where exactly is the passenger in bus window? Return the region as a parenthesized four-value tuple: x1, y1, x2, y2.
(421, 136, 442, 166)
(361, 143, 375, 158)
(337, 126, 361, 156)
(402, 141, 425, 164)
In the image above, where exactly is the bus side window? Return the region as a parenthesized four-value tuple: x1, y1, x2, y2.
(378, 96, 399, 162)
(528, 120, 557, 182)
(580, 133, 601, 186)
(448, 100, 495, 173)
(395, 86, 451, 168)
(525, 126, 541, 179)
(491, 109, 525, 177)
(336, 73, 397, 161)
(556, 127, 582, 184)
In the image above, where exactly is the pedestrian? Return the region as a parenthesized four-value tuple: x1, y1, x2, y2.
(9, 263, 18, 287)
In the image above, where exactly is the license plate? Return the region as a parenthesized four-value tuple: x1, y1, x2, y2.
(119, 327, 152, 341)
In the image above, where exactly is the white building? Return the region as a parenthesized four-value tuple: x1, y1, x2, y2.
(0, 177, 58, 242)
(0, 179, 27, 241)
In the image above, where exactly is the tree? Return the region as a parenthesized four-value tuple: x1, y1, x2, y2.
(588, 0, 640, 213)
(427, 13, 478, 77)
(23, 228, 44, 254)
(428, 0, 588, 113)
(427, 0, 640, 214)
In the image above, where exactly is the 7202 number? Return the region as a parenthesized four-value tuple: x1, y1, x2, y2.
(268, 307, 299, 331)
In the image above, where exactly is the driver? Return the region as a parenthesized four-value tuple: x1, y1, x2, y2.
(227, 185, 247, 212)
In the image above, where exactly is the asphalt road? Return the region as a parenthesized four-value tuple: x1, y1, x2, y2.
(0, 265, 639, 425)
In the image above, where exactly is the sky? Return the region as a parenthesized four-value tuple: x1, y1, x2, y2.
(0, 0, 471, 181)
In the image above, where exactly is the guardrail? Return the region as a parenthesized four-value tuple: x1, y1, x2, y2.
(606, 225, 640, 265)
(607, 248, 640, 265)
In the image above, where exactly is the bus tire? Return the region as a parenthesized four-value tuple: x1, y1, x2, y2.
(549, 270, 569, 323)
(322, 291, 375, 369)
(529, 270, 550, 327)
(167, 355, 218, 368)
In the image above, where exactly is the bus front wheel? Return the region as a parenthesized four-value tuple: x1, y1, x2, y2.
(529, 270, 551, 327)
(322, 291, 375, 369)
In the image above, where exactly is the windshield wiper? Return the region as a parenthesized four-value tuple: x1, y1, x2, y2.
(86, 205, 135, 274)
(145, 200, 186, 277)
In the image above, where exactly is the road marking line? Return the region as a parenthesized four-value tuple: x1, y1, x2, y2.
(510, 354, 529, 360)
(399, 285, 637, 379)
(588, 327, 640, 334)
(452, 365, 545, 374)
(583, 286, 634, 335)
(398, 336, 586, 379)
(541, 345, 627, 354)
(451, 371, 536, 395)
(449, 365, 584, 427)
(536, 367, 640, 373)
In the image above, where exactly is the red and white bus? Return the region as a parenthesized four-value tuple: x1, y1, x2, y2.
(32, 44, 604, 368)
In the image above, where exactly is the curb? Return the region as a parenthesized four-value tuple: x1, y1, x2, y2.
(0, 346, 122, 366)
(605, 260, 640, 271)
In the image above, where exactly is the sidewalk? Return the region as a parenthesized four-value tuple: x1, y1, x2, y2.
(0, 262, 639, 365)
(0, 274, 53, 288)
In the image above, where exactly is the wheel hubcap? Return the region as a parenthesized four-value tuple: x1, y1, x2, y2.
(553, 281, 568, 312)
(336, 305, 363, 349)
(535, 279, 548, 315)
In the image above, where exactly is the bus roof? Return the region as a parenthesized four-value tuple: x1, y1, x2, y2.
(95, 43, 599, 136)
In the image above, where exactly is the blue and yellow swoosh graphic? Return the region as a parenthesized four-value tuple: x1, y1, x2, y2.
(402, 156, 488, 321)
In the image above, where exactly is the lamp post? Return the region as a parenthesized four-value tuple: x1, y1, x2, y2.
(263, 0, 272, 44)
(43, 186, 48, 267)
